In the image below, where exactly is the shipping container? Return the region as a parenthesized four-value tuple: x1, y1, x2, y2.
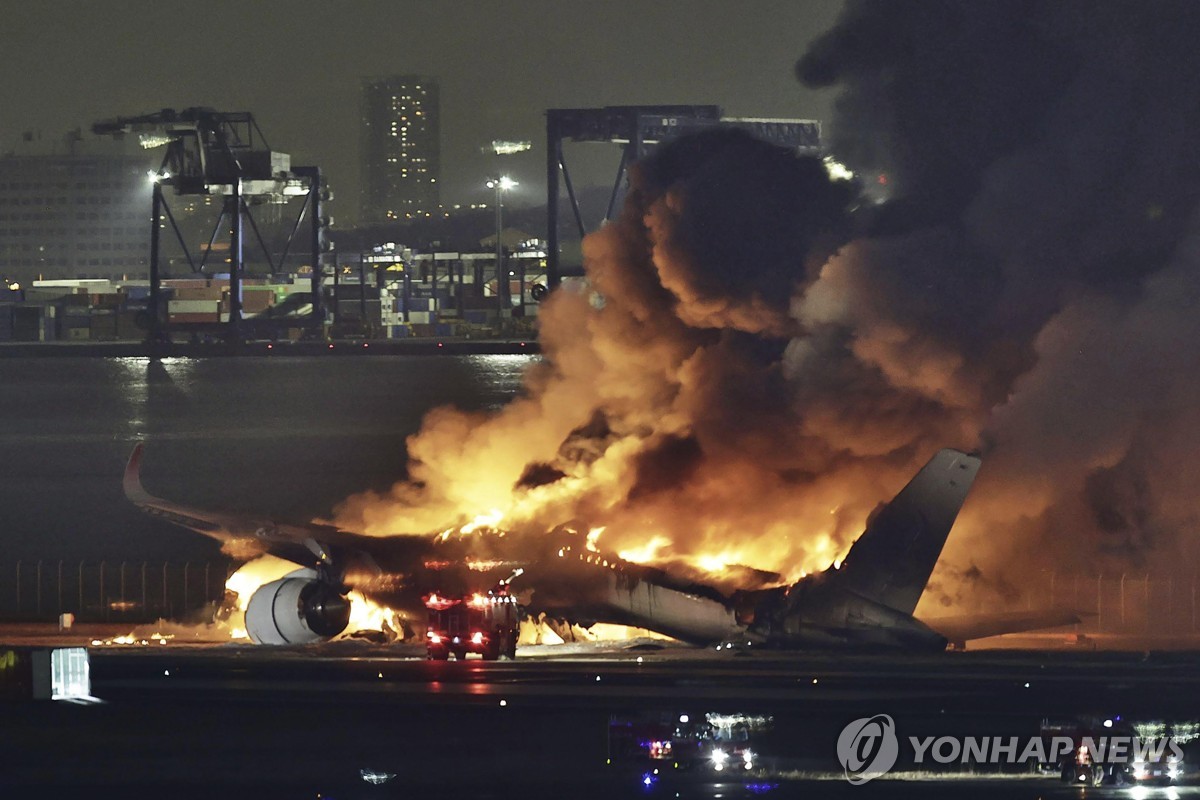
(161, 279, 209, 290)
(172, 287, 224, 301)
(242, 293, 275, 313)
(398, 297, 436, 311)
(168, 313, 221, 324)
(167, 300, 221, 314)
(463, 309, 495, 324)
(24, 288, 80, 304)
(117, 312, 143, 338)
(12, 306, 47, 341)
(90, 293, 122, 308)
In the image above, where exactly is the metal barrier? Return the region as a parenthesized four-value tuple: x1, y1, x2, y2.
(1027, 572, 1181, 635)
(6, 560, 232, 623)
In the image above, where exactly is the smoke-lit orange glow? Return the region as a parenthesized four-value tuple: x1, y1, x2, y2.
(424, 592, 457, 611)
(332, 124, 1190, 620)
(516, 616, 674, 646)
(346, 590, 405, 635)
(617, 536, 670, 564)
(90, 632, 173, 647)
(329, 140, 899, 594)
(585, 526, 605, 553)
(461, 509, 505, 534)
(225, 554, 294, 611)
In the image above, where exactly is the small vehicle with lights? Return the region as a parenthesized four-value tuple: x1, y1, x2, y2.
(607, 712, 769, 773)
(424, 588, 520, 661)
(704, 712, 766, 773)
(1042, 716, 1185, 787)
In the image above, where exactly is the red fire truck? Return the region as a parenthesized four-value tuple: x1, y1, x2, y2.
(424, 589, 520, 661)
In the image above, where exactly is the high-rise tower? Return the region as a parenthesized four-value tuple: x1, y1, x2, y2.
(359, 76, 440, 225)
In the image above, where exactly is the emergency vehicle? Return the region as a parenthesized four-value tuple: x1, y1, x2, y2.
(424, 589, 520, 660)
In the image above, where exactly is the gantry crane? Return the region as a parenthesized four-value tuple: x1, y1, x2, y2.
(544, 106, 822, 288)
(93, 108, 332, 342)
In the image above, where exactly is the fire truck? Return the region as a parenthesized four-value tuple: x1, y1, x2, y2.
(424, 589, 520, 661)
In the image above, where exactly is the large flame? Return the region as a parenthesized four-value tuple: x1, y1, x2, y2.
(330, 132, 891, 591)
(222, 555, 406, 642)
(333, 35, 1200, 624)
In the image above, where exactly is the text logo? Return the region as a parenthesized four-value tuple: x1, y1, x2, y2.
(837, 714, 898, 784)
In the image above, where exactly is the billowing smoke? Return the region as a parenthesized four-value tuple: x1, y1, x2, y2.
(337, 1, 1200, 610)
(797, 0, 1200, 608)
(336, 129, 894, 586)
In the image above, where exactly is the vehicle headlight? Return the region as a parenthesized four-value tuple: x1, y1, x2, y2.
(711, 749, 728, 770)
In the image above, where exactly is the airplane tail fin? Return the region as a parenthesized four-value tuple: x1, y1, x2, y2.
(834, 449, 981, 616)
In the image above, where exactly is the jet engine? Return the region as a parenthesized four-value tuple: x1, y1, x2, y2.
(244, 568, 351, 645)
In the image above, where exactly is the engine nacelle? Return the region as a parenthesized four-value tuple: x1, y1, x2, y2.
(244, 569, 351, 645)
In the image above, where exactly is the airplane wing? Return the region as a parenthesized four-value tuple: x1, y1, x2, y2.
(125, 442, 227, 539)
(920, 609, 1082, 646)
(124, 442, 341, 567)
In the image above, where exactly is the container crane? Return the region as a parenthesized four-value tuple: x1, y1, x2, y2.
(93, 107, 332, 342)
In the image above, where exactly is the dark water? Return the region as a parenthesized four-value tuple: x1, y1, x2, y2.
(0, 355, 534, 560)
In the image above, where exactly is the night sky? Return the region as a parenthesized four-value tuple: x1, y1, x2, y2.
(0, 1, 841, 223)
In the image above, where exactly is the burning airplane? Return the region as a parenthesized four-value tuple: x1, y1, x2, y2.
(125, 443, 1073, 649)
(117, 127, 1103, 650)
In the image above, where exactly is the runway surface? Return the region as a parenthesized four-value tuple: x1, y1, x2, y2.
(9, 635, 1200, 797)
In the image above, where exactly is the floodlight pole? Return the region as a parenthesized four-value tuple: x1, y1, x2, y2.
(494, 181, 506, 313)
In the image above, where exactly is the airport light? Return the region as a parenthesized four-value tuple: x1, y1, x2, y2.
(360, 768, 396, 785)
(485, 175, 518, 313)
(486, 175, 518, 192)
(490, 140, 532, 155)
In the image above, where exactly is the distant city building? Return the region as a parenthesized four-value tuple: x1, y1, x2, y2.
(0, 131, 152, 283)
(360, 75, 440, 225)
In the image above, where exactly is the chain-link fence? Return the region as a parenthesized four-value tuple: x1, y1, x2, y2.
(3, 560, 232, 623)
(1016, 571, 1200, 636)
